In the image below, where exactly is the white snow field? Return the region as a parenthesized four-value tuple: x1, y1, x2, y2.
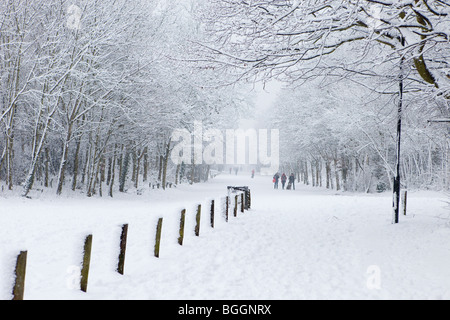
(1, 173, 449, 300)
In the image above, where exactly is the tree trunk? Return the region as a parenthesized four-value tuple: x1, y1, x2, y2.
(109, 147, 117, 198)
(134, 147, 146, 189)
(106, 157, 112, 186)
(326, 161, 331, 189)
(131, 149, 137, 184)
(162, 139, 171, 190)
(334, 158, 340, 191)
(56, 124, 73, 195)
(157, 154, 163, 182)
(341, 156, 348, 191)
(119, 149, 129, 193)
(6, 108, 15, 190)
(71, 136, 81, 191)
(44, 147, 50, 188)
(316, 161, 321, 187)
(143, 147, 148, 183)
(22, 104, 59, 197)
(392, 53, 405, 224)
(304, 160, 309, 185)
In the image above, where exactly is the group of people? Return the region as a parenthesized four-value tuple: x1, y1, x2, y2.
(273, 173, 296, 190)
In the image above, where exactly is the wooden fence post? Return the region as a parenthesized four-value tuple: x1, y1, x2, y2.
(81, 234, 93, 293)
(241, 193, 245, 213)
(178, 209, 186, 245)
(234, 195, 238, 217)
(247, 189, 251, 210)
(12, 251, 27, 300)
(117, 224, 128, 275)
(210, 200, 215, 228)
(195, 204, 201, 236)
(154, 218, 163, 258)
(402, 190, 408, 216)
(225, 196, 229, 222)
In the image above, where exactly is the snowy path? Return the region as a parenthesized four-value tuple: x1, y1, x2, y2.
(1, 174, 449, 300)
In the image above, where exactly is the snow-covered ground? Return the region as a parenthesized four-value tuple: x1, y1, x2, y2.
(1, 173, 449, 300)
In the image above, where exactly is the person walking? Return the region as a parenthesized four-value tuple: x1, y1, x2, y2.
(281, 173, 287, 190)
(289, 173, 296, 190)
(273, 173, 280, 189)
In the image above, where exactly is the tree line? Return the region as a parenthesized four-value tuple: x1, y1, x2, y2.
(194, 0, 449, 194)
(270, 78, 449, 193)
(1, 0, 449, 198)
(0, 0, 246, 197)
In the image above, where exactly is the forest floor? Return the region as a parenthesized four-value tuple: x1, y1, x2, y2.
(0, 173, 449, 300)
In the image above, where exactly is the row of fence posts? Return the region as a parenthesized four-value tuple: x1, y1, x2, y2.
(9, 188, 251, 300)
